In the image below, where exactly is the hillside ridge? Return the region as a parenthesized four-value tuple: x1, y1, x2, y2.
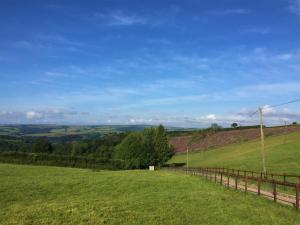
(170, 125, 300, 153)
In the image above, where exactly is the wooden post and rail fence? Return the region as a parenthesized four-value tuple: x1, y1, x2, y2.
(169, 167, 300, 210)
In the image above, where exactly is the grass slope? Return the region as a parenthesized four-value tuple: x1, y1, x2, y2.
(1, 163, 300, 225)
(169, 131, 300, 174)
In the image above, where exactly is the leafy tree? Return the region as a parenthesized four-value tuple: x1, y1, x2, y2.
(210, 123, 222, 132)
(71, 141, 88, 156)
(142, 127, 158, 166)
(114, 125, 174, 169)
(33, 138, 53, 154)
(114, 132, 146, 169)
(94, 146, 114, 159)
(155, 124, 170, 165)
(231, 123, 238, 129)
(292, 122, 298, 126)
(52, 142, 72, 155)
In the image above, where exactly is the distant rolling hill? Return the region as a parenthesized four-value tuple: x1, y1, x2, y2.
(0, 124, 194, 141)
(0, 124, 152, 141)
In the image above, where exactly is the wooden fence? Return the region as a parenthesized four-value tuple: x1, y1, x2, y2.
(169, 167, 300, 210)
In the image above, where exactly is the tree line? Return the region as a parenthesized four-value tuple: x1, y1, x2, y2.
(0, 125, 174, 170)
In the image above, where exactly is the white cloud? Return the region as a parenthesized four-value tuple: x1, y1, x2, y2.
(26, 111, 42, 119)
(0, 109, 79, 123)
(206, 114, 217, 120)
(94, 10, 146, 26)
(262, 105, 275, 114)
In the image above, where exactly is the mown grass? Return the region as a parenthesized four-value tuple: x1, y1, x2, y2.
(169, 131, 300, 175)
(1, 163, 300, 225)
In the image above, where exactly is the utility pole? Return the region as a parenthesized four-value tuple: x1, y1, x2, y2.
(186, 145, 189, 169)
(283, 120, 288, 144)
(259, 107, 267, 174)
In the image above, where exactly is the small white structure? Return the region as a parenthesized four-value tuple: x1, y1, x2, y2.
(149, 165, 155, 171)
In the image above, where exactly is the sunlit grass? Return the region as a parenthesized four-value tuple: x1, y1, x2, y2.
(169, 132, 300, 174)
(1, 163, 300, 225)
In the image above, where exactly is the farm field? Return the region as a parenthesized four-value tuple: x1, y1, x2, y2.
(1, 163, 300, 225)
(0, 124, 152, 137)
(169, 131, 300, 174)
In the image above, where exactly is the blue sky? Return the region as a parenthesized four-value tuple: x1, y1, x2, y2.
(1, 0, 300, 127)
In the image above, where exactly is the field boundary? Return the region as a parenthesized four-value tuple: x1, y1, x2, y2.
(169, 167, 300, 210)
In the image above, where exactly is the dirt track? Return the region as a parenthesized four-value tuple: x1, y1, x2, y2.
(169, 126, 300, 153)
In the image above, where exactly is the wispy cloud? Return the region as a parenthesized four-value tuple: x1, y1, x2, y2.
(208, 8, 249, 16)
(0, 108, 80, 124)
(36, 34, 84, 47)
(12, 34, 85, 54)
(237, 82, 300, 95)
(12, 41, 32, 48)
(243, 27, 270, 35)
(94, 10, 146, 26)
(288, 0, 300, 16)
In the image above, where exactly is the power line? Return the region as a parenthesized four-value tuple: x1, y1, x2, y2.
(237, 98, 300, 125)
(270, 98, 300, 108)
(207, 98, 300, 127)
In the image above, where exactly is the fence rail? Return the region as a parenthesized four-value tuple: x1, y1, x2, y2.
(169, 167, 300, 210)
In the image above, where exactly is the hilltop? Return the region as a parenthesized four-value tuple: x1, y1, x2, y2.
(169, 125, 300, 153)
(168, 131, 300, 174)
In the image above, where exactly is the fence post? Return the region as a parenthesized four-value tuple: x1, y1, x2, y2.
(284, 174, 286, 191)
(257, 178, 261, 196)
(235, 176, 238, 190)
(227, 174, 230, 188)
(273, 180, 277, 203)
(296, 184, 299, 210)
(245, 176, 248, 193)
(220, 173, 223, 185)
(214, 171, 217, 183)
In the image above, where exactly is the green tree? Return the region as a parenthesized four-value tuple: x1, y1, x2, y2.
(231, 123, 238, 129)
(142, 127, 158, 166)
(155, 124, 171, 165)
(33, 138, 52, 154)
(71, 141, 88, 156)
(114, 132, 146, 169)
(210, 123, 222, 132)
(114, 125, 174, 169)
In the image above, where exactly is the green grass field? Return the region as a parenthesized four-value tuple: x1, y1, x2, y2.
(1, 163, 300, 225)
(169, 131, 300, 174)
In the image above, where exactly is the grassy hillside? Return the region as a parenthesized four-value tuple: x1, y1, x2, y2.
(169, 125, 300, 153)
(169, 131, 300, 174)
(1, 163, 300, 225)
